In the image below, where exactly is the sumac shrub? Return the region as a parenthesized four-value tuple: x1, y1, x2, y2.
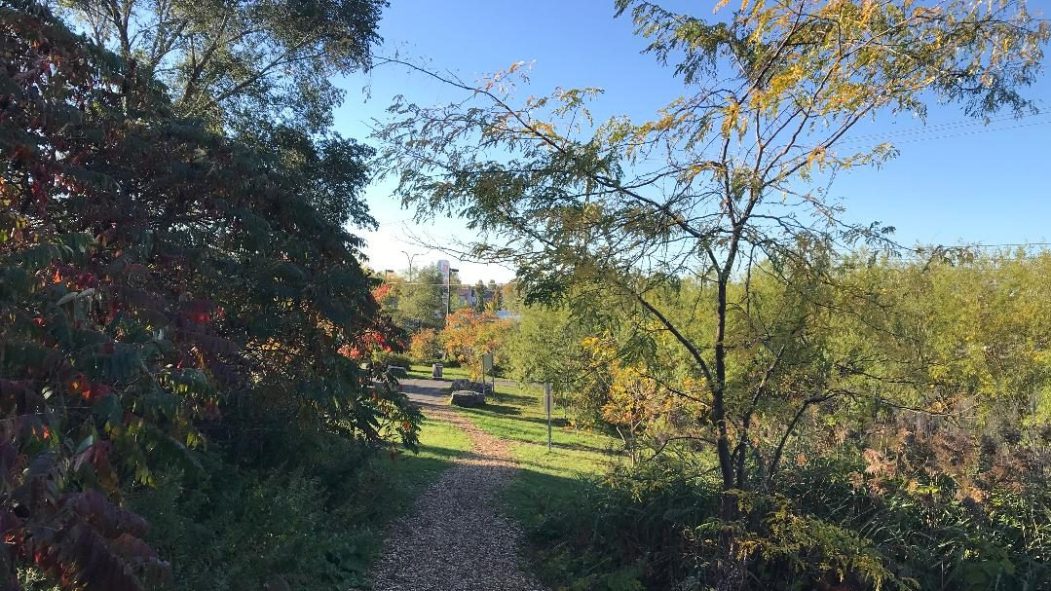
(537, 454, 1051, 591)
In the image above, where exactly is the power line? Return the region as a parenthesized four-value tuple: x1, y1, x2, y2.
(927, 242, 1051, 249)
(844, 111, 1051, 143)
(856, 118, 1051, 146)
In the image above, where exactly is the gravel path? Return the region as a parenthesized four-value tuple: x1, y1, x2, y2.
(370, 392, 548, 591)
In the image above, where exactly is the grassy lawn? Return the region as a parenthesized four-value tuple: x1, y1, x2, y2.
(403, 364, 622, 521)
(406, 364, 620, 470)
(470, 383, 620, 529)
(407, 363, 471, 380)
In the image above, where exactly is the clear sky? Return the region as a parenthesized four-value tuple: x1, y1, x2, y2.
(333, 0, 1051, 284)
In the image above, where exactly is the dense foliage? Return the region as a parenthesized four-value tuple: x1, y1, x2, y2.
(376, 270, 515, 374)
(375, 0, 1049, 588)
(408, 328, 443, 364)
(0, 2, 416, 589)
(441, 308, 513, 380)
(374, 264, 449, 331)
(511, 252, 1051, 590)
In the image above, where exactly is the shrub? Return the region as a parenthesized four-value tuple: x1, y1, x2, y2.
(374, 351, 413, 369)
(781, 457, 1051, 591)
(524, 461, 717, 589)
(131, 454, 382, 591)
(442, 309, 514, 380)
(528, 453, 1051, 591)
(409, 328, 444, 363)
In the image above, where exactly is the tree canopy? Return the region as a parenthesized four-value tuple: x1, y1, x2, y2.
(54, 0, 386, 135)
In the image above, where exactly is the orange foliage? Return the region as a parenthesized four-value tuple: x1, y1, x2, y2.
(441, 309, 512, 379)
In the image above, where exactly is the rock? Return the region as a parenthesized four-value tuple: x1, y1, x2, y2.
(387, 365, 408, 378)
(450, 379, 493, 396)
(450, 390, 486, 407)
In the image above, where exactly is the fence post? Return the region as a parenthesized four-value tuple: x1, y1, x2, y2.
(544, 383, 553, 451)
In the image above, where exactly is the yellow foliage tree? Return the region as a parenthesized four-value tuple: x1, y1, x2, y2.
(442, 309, 514, 380)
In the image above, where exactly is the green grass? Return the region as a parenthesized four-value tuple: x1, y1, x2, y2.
(369, 413, 473, 515)
(395, 364, 626, 587)
(492, 392, 618, 528)
(455, 380, 620, 471)
(446, 376, 625, 583)
(403, 364, 621, 503)
(406, 363, 471, 380)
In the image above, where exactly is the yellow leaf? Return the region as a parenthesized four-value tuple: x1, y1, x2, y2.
(721, 99, 740, 137)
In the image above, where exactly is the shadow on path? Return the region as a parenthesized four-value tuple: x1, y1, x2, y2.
(399, 377, 450, 406)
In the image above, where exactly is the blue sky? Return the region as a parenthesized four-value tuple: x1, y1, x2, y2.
(333, 0, 1051, 283)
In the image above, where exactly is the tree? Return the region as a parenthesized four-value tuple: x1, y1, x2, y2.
(507, 296, 618, 425)
(472, 280, 489, 312)
(442, 309, 513, 380)
(54, 0, 385, 135)
(500, 281, 523, 314)
(447, 269, 466, 313)
(51, 0, 385, 235)
(377, 0, 1048, 512)
(1, 3, 416, 587)
(256, 126, 378, 229)
(385, 264, 446, 331)
(487, 279, 503, 311)
(408, 327, 443, 363)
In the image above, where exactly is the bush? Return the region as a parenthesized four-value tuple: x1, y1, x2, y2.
(442, 309, 514, 380)
(409, 328, 444, 363)
(374, 351, 413, 369)
(524, 461, 717, 589)
(131, 447, 386, 591)
(526, 455, 1051, 591)
(781, 458, 1051, 591)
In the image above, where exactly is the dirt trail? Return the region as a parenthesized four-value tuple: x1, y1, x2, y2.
(370, 381, 547, 591)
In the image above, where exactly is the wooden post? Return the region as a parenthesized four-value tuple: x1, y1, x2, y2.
(482, 351, 495, 399)
(544, 383, 553, 451)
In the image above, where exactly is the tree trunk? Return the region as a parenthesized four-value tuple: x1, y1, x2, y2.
(714, 276, 736, 498)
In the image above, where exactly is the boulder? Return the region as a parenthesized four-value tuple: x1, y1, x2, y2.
(450, 390, 486, 408)
(450, 379, 493, 396)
